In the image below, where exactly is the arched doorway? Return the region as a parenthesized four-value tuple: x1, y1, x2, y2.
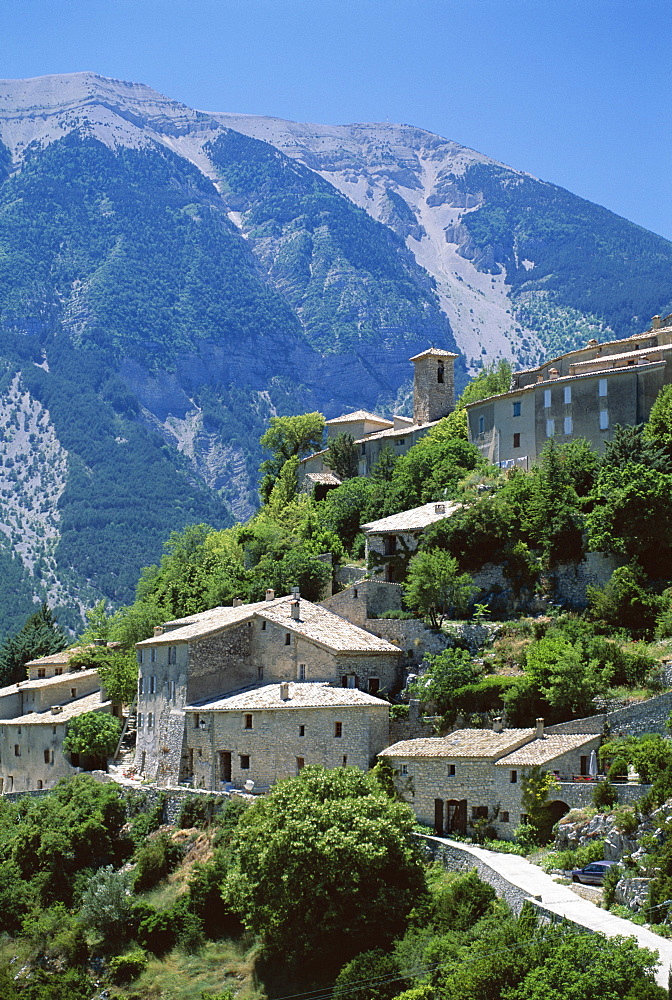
(547, 800, 570, 826)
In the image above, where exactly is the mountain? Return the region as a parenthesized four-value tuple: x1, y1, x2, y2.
(0, 72, 671, 631)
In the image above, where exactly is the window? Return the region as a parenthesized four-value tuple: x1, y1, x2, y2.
(564, 416, 573, 435)
(544, 389, 551, 408)
(334, 722, 342, 738)
(44, 749, 50, 763)
(285, 633, 291, 645)
(546, 418, 555, 438)
(368, 678, 379, 694)
(564, 386, 571, 404)
(353, 588, 358, 599)
(396, 437, 406, 446)
(298, 663, 306, 681)
(169, 681, 176, 701)
(296, 757, 305, 773)
(150, 647, 156, 663)
(599, 378, 608, 397)
(513, 432, 521, 448)
(147, 713, 154, 728)
(510, 770, 518, 784)
(261, 620, 266, 630)
(37, 668, 46, 679)
(54, 667, 62, 676)
(258, 666, 264, 681)
(438, 361, 444, 384)
(14, 745, 20, 757)
(600, 409, 609, 430)
(138, 649, 144, 665)
(168, 646, 177, 665)
(342, 755, 348, 766)
(500, 811, 510, 823)
(384, 535, 397, 556)
(149, 676, 156, 694)
(138, 677, 144, 695)
(361, 443, 366, 456)
(244, 714, 253, 730)
(193, 713, 200, 729)
(240, 754, 250, 770)
(400, 763, 408, 775)
(137, 713, 144, 729)
(70, 688, 76, 698)
(472, 806, 488, 820)
(478, 415, 485, 434)
(512, 401, 521, 417)
(299, 725, 305, 737)
(448, 764, 456, 776)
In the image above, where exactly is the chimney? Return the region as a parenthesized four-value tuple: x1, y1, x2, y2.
(652, 315, 662, 330)
(492, 717, 503, 733)
(280, 682, 290, 700)
(92, 638, 107, 646)
(291, 600, 300, 620)
(153, 626, 164, 637)
(291, 586, 300, 598)
(536, 373, 544, 383)
(434, 503, 445, 515)
(233, 598, 243, 607)
(536, 718, 544, 739)
(265, 589, 275, 602)
(549, 368, 559, 379)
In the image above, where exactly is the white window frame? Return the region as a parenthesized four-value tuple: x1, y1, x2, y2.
(544, 389, 551, 408)
(563, 386, 571, 404)
(599, 378, 608, 397)
(564, 416, 573, 435)
(600, 409, 609, 430)
(546, 418, 555, 438)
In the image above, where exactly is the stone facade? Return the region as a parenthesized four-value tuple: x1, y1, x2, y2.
(362, 503, 459, 582)
(322, 580, 404, 627)
(381, 724, 601, 841)
(182, 682, 389, 791)
(299, 349, 457, 486)
(466, 318, 672, 468)
(136, 594, 402, 785)
(0, 660, 111, 794)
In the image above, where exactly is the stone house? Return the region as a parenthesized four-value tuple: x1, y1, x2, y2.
(299, 348, 458, 487)
(183, 681, 389, 791)
(135, 592, 402, 786)
(466, 315, 672, 468)
(362, 501, 460, 581)
(381, 719, 601, 841)
(0, 649, 111, 794)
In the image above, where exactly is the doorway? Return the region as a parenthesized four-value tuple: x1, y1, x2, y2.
(219, 751, 232, 783)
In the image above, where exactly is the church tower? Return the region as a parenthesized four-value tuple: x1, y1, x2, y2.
(410, 348, 458, 425)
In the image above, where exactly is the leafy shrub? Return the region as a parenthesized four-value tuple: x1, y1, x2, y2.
(377, 610, 415, 620)
(133, 832, 184, 892)
(603, 862, 624, 908)
(542, 840, 605, 873)
(611, 805, 639, 835)
(109, 949, 147, 984)
(133, 904, 176, 955)
(178, 794, 222, 830)
(593, 779, 619, 809)
(333, 948, 402, 1000)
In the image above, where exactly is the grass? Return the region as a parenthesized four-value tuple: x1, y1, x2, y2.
(124, 936, 263, 1000)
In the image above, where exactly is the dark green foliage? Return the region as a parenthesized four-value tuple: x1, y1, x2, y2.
(587, 565, 663, 639)
(178, 793, 222, 830)
(108, 950, 148, 985)
(68, 645, 138, 705)
(224, 765, 426, 980)
(133, 831, 184, 892)
(62, 711, 122, 760)
(333, 949, 403, 1000)
(132, 903, 178, 955)
(428, 868, 497, 932)
(404, 550, 476, 625)
(410, 648, 483, 716)
(458, 161, 672, 347)
(0, 965, 93, 1000)
(10, 776, 129, 905)
(325, 431, 359, 480)
(592, 779, 619, 809)
(0, 860, 36, 935)
(0, 603, 67, 686)
(603, 423, 672, 474)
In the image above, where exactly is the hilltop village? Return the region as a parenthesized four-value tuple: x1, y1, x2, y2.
(5, 316, 672, 839)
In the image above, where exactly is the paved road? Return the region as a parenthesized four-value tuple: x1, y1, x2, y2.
(435, 837, 672, 990)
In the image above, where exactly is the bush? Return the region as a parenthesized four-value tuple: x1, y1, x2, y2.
(542, 840, 605, 873)
(109, 950, 148, 984)
(178, 794, 222, 830)
(133, 832, 184, 891)
(592, 779, 619, 809)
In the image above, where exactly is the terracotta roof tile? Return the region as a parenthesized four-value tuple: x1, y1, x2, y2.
(381, 728, 536, 759)
(362, 501, 460, 534)
(496, 734, 599, 766)
(188, 682, 389, 711)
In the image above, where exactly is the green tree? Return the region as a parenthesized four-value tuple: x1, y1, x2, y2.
(63, 712, 122, 761)
(259, 412, 326, 502)
(605, 422, 672, 473)
(79, 865, 135, 947)
(0, 603, 68, 686)
(410, 648, 483, 716)
(69, 646, 138, 706)
(587, 564, 663, 639)
(404, 550, 476, 626)
(223, 765, 426, 979)
(520, 765, 561, 845)
(325, 432, 359, 480)
(645, 383, 672, 458)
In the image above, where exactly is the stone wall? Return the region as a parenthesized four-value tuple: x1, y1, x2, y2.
(545, 715, 605, 735)
(188, 624, 253, 702)
(607, 692, 672, 737)
(322, 580, 403, 626)
(549, 552, 625, 610)
(184, 702, 390, 791)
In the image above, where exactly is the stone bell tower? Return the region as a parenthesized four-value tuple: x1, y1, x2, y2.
(410, 348, 458, 425)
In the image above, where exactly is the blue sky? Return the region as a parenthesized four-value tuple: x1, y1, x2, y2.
(3, 0, 672, 238)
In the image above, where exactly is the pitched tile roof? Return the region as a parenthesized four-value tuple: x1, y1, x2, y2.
(0, 690, 110, 725)
(304, 471, 342, 485)
(381, 728, 536, 759)
(327, 409, 394, 428)
(496, 734, 599, 766)
(188, 682, 389, 712)
(0, 667, 100, 697)
(362, 501, 460, 534)
(138, 596, 401, 655)
(353, 420, 437, 444)
(25, 646, 91, 667)
(408, 348, 459, 362)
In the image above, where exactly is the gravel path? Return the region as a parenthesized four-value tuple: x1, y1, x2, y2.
(435, 837, 672, 989)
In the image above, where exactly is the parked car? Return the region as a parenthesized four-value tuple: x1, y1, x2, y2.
(571, 860, 618, 885)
